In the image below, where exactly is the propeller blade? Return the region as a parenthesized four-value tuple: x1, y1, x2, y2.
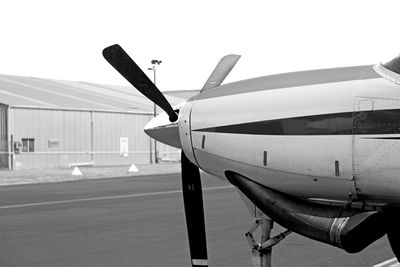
(201, 54, 241, 92)
(102, 44, 178, 122)
(181, 151, 208, 267)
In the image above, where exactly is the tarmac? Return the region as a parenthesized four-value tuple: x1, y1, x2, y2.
(0, 162, 181, 186)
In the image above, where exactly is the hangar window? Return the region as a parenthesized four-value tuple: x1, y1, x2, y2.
(22, 138, 35, 152)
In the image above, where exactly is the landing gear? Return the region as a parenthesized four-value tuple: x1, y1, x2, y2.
(245, 218, 291, 267)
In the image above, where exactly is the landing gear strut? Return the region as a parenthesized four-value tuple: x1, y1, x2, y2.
(245, 218, 291, 267)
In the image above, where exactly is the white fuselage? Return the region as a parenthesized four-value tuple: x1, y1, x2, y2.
(178, 65, 400, 205)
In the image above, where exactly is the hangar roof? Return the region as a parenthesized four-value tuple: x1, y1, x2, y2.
(0, 74, 186, 113)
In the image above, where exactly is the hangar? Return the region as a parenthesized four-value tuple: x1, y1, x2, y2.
(0, 74, 189, 170)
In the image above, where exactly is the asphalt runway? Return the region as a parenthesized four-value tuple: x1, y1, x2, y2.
(0, 172, 396, 267)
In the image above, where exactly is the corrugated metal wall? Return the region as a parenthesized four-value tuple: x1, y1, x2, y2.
(92, 111, 153, 165)
(9, 107, 179, 170)
(0, 104, 8, 169)
(11, 108, 92, 169)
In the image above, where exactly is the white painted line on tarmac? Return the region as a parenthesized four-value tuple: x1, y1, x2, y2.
(0, 185, 234, 210)
(373, 257, 398, 267)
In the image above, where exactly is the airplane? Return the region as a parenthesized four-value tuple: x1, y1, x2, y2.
(103, 44, 400, 266)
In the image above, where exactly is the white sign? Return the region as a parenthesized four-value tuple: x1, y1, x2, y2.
(120, 137, 129, 157)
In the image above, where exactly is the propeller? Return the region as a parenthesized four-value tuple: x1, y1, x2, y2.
(102, 44, 208, 266)
(102, 44, 178, 122)
(181, 151, 208, 267)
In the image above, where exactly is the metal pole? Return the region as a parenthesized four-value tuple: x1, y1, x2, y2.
(149, 134, 153, 164)
(153, 66, 158, 164)
(148, 60, 162, 164)
(153, 65, 156, 85)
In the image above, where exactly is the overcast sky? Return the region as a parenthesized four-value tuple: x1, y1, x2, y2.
(1, 1, 400, 91)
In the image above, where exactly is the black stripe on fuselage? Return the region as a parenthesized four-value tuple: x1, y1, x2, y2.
(361, 137, 400, 140)
(189, 65, 380, 101)
(194, 109, 400, 135)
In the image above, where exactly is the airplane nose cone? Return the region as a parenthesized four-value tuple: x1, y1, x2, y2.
(144, 110, 182, 149)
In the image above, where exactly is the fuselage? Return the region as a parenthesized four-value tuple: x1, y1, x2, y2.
(149, 64, 400, 206)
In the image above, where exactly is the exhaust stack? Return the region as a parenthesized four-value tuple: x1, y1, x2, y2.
(225, 171, 386, 253)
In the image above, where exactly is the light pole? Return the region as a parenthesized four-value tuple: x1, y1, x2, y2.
(148, 59, 162, 164)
